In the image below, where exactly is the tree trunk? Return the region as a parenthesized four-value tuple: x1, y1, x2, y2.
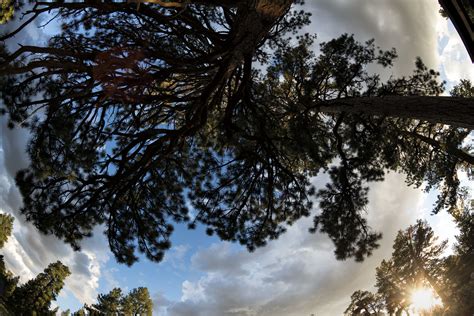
(318, 96, 474, 130)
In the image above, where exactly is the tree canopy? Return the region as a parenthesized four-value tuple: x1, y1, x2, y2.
(0, 1, 473, 265)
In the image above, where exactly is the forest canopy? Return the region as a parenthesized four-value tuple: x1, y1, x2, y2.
(0, 1, 472, 266)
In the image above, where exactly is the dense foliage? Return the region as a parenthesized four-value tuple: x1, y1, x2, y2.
(0, 1, 472, 266)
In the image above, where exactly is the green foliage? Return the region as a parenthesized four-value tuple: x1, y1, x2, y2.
(88, 286, 153, 315)
(450, 79, 474, 98)
(0, 0, 14, 24)
(0, 213, 13, 249)
(93, 287, 123, 314)
(0, 3, 472, 265)
(122, 287, 153, 316)
(7, 261, 71, 314)
(0, 216, 18, 301)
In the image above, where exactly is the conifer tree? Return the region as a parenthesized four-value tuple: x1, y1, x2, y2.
(7, 261, 71, 314)
(0, 1, 472, 265)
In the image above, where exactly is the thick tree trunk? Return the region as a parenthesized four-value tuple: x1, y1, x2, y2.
(318, 96, 474, 130)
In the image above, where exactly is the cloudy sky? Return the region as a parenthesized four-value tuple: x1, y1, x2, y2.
(0, 0, 473, 314)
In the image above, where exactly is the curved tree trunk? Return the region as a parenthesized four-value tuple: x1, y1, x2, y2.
(319, 96, 474, 130)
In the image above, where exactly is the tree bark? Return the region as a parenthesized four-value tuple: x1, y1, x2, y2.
(318, 96, 474, 130)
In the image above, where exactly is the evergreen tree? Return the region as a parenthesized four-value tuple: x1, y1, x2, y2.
(0, 214, 13, 249)
(7, 261, 71, 314)
(344, 290, 384, 315)
(93, 287, 123, 314)
(375, 259, 409, 315)
(86, 286, 154, 315)
(346, 216, 474, 314)
(121, 287, 153, 316)
(0, 2, 472, 265)
(390, 220, 448, 303)
(442, 199, 474, 315)
(0, 0, 14, 24)
(0, 213, 18, 309)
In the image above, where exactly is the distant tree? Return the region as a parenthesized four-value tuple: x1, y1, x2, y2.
(0, 214, 18, 303)
(450, 79, 474, 98)
(0, 214, 13, 250)
(390, 220, 448, 304)
(83, 286, 154, 315)
(0, 2, 472, 265)
(121, 287, 153, 316)
(7, 261, 71, 314)
(93, 287, 123, 314)
(61, 309, 71, 316)
(71, 307, 87, 316)
(0, 0, 14, 24)
(344, 290, 384, 315)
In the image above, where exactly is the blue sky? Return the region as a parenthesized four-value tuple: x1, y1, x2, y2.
(0, 1, 473, 315)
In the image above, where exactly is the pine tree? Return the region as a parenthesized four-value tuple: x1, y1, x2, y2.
(122, 287, 153, 316)
(93, 287, 123, 314)
(344, 290, 384, 315)
(8, 261, 71, 314)
(0, 2, 472, 265)
(0, 0, 14, 24)
(0, 214, 13, 249)
(442, 199, 474, 315)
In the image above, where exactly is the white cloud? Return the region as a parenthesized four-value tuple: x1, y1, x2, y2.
(302, 0, 443, 77)
(167, 174, 424, 316)
(162, 244, 191, 270)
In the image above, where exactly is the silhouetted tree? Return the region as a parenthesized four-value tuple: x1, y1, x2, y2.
(442, 199, 474, 315)
(344, 290, 384, 315)
(375, 259, 409, 315)
(346, 214, 474, 314)
(391, 220, 448, 304)
(0, 216, 69, 315)
(0, 2, 472, 265)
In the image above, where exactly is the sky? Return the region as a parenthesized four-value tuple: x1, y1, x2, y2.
(0, 1, 473, 315)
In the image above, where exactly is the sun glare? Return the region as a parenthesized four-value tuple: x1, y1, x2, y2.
(410, 287, 443, 312)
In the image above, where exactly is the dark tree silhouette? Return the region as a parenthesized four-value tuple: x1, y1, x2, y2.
(442, 199, 474, 315)
(0, 1, 472, 265)
(344, 290, 384, 315)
